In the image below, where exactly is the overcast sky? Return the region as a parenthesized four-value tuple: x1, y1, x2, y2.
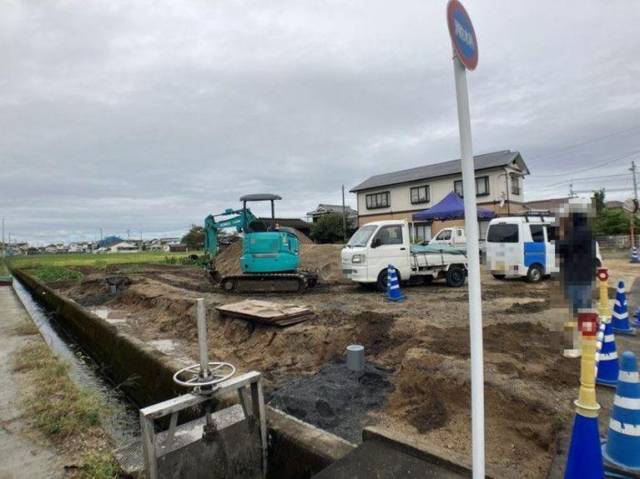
(2, 1, 640, 244)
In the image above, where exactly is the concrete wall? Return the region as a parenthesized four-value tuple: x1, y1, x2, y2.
(596, 234, 638, 249)
(11, 267, 182, 407)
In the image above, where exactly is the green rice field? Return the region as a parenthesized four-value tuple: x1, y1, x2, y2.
(7, 251, 195, 269)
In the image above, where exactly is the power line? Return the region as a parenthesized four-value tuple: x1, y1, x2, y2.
(573, 187, 634, 193)
(528, 124, 640, 165)
(532, 149, 640, 179)
(543, 173, 628, 188)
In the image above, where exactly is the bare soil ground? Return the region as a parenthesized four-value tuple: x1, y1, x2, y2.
(42, 250, 640, 479)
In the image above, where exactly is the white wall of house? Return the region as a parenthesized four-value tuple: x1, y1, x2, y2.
(108, 242, 139, 253)
(356, 167, 524, 216)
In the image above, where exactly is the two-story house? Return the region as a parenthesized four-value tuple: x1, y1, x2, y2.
(350, 150, 529, 241)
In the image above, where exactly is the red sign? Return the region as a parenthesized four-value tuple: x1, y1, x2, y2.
(596, 268, 609, 281)
(578, 311, 599, 336)
(447, 0, 479, 70)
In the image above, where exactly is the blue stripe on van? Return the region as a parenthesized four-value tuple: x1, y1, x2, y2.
(524, 242, 545, 269)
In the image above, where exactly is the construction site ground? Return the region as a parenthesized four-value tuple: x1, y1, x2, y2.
(28, 246, 640, 479)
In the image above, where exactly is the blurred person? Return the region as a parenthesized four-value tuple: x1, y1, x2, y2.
(556, 198, 597, 357)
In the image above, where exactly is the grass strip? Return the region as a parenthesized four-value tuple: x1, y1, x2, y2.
(12, 342, 120, 478)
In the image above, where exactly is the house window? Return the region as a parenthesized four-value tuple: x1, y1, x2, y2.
(410, 185, 430, 204)
(476, 176, 489, 196)
(454, 180, 464, 197)
(413, 223, 431, 242)
(365, 191, 390, 209)
(510, 174, 521, 196)
(454, 176, 490, 197)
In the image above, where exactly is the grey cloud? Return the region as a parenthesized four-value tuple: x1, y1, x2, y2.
(1, 1, 640, 243)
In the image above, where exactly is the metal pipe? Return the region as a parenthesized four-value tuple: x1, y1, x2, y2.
(453, 55, 485, 479)
(196, 298, 209, 377)
(346, 345, 364, 372)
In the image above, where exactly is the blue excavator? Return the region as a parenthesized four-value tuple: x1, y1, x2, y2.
(204, 194, 317, 293)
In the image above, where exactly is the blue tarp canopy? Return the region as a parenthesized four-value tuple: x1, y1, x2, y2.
(412, 191, 497, 221)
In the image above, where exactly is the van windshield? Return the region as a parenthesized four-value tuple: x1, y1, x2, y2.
(487, 224, 519, 243)
(346, 225, 377, 247)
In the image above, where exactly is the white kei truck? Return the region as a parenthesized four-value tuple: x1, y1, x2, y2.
(429, 226, 466, 247)
(341, 220, 468, 291)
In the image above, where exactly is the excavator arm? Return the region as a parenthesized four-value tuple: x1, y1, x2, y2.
(203, 208, 260, 257)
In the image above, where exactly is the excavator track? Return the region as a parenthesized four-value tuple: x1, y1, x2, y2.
(218, 270, 318, 294)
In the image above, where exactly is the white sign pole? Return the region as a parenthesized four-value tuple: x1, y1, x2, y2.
(452, 54, 485, 479)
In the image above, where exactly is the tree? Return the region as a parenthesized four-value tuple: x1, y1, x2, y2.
(310, 213, 345, 244)
(591, 189, 640, 235)
(181, 225, 205, 250)
(593, 189, 606, 214)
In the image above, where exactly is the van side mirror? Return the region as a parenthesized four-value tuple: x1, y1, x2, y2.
(371, 238, 381, 248)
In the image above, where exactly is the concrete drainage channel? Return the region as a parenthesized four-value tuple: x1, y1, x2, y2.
(11, 275, 140, 449)
(11, 267, 480, 478)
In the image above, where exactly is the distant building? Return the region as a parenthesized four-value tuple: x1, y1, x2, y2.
(44, 244, 60, 254)
(107, 241, 139, 253)
(98, 236, 123, 249)
(350, 150, 529, 241)
(524, 197, 571, 212)
(605, 200, 624, 210)
(166, 244, 187, 253)
(306, 204, 358, 228)
(259, 218, 312, 237)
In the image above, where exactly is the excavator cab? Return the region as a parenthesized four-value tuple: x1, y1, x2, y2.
(238, 194, 300, 274)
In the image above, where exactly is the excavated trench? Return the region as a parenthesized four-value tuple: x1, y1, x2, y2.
(17, 262, 582, 478)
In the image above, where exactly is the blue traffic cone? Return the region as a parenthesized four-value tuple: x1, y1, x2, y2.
(565, 414, 605, 479)
(611, 282, 636, 336)
(385, 265, 405, 302)
(596, 319, 619, 388)
(630, 247, 640, 264)
(602, 351, 640, 475)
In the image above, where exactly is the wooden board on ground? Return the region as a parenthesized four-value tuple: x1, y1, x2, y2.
(216, 299, 313, 327)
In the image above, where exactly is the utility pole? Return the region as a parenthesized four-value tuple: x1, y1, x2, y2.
(631, 161, 639, 206)
(341, 185, 347, 242)
(569, 182, 575, 198)
(630, 161, 639, 252)
(1, 217, 4, 257)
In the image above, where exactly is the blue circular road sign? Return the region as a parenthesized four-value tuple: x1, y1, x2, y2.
(447, 0, 478, 70)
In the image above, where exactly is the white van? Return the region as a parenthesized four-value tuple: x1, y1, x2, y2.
(485, 216, 559, 282)
(486, 216, 603, 282)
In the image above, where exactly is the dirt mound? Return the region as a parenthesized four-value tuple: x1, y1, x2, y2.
(284, 227, 313, 244)
(505, 300, 550, 314)
(386, 348, 562, 478)
(214, 242, 348, 284)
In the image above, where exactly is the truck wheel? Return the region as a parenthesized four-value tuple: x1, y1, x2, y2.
(446, 266, 466, 287)
(376, 269, 388, 292)
(526, 264, 544, 283)
(422, 276, 433, 286)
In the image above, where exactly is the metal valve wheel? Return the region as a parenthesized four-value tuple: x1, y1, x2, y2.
(173, 362, 236, 390)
